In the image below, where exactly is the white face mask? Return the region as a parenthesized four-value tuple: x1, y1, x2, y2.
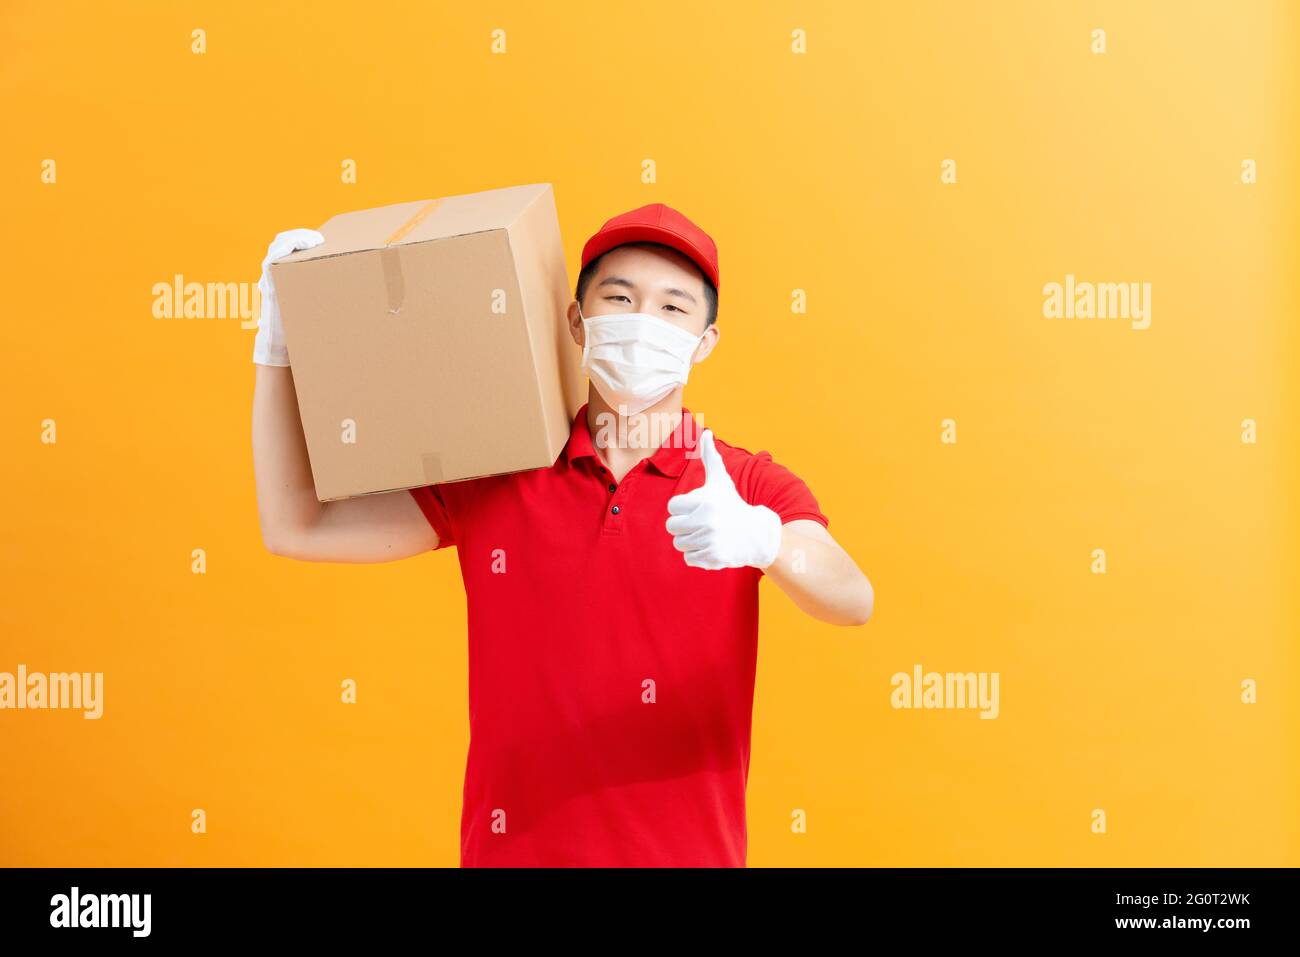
(578, 304, 706, 415)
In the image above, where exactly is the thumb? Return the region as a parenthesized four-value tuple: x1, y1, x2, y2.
(698, 429, 729, 486)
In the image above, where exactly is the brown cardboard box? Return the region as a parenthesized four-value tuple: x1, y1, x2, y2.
(271, 183, 585, 501)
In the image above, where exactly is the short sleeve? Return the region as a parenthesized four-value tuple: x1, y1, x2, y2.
(408, 485, 457, 549)
(735, 450, 829, 528)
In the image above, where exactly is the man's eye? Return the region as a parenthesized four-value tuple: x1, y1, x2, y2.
(663, 304, 683, 313)
(606, 295, 630, 303)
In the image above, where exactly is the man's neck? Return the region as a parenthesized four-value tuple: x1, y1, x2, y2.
(585, 387, 684, 482)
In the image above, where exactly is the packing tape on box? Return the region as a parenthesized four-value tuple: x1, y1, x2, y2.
(384, 200, 440, 245)
(380, 200, 441, 315)
(381, 247, 405, 314)
(421, 453, 443, 484)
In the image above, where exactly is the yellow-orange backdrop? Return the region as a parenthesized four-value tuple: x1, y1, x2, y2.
(1, 0, 1296, 866)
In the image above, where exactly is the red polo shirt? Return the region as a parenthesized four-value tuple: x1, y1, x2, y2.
(408, 405, 828, 867)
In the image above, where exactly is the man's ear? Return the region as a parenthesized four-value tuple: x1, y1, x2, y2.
(692, 324, 720, 364)
(566, 299, 584, 347)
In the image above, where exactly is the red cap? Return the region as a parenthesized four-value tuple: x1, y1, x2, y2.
(580, 203, 720, 289)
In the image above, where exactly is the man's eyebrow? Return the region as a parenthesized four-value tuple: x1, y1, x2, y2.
(597, 276, 698, 306)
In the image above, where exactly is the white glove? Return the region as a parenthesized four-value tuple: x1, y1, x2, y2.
(253, 228, 325, 366)
(665, 429, 784, 570)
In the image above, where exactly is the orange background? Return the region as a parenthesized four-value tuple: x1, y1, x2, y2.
(1, 0, 1296, 866)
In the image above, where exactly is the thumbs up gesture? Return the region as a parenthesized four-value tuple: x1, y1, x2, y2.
(665, 430, 784, 570)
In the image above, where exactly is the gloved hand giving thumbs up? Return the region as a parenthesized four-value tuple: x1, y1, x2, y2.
(665, 430, 784, 570)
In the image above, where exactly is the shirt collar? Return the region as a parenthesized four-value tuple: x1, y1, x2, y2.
(562, 403, 701, 478)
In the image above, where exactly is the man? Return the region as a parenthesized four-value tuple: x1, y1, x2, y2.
(252, 202, 873, 866)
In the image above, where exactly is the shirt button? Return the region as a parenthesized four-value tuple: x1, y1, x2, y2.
(611, 505, 621, 515)
(608, 483, 617, 493)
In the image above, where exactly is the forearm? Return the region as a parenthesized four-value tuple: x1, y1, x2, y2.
(251, 364, 439, 562)
(763, 522, 874, 627)
(252, 364, 324, 552)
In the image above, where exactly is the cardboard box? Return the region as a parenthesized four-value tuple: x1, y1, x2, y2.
(271, 183, 585, 501)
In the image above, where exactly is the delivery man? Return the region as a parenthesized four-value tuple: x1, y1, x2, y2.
(251, 202, 874, 867)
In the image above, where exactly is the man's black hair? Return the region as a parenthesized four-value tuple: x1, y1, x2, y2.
(575, 241, 718, 327)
